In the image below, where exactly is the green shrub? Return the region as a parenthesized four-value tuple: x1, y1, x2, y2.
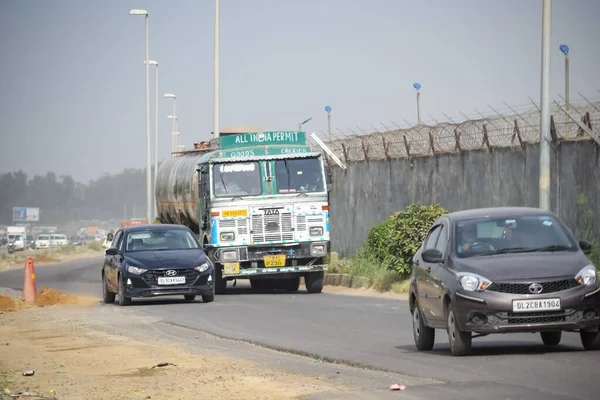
(87, 241, 103, 252)
(388, 203, 450, 278)
(576, 194, 600, 269)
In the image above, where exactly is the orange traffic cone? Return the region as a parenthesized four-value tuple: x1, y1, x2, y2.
(23, 257, 37, 303)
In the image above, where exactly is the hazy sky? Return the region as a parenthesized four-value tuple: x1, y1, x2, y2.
(1, 0, 599, 183)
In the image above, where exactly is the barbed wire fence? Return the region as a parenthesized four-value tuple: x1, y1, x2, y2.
(308, 92, 600, 164)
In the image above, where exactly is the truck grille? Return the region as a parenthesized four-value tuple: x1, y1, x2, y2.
(487, 279, 580, 295)
(251, 213, 294, 243)
(218, 219, 248, 236)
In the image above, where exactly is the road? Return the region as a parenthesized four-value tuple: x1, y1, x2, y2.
(1, 257, 599, 400)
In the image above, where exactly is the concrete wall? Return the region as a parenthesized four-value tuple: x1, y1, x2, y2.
(329, 139, 600, 257)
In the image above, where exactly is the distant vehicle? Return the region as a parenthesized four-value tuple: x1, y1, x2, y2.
(7, 226, 26, 251)
(35, 234, 52, 249)
(69, 236, 84, 246)
(50, 234, 69, 246)
(121, 218, 149, 227)
(101, 224, 215, 306)
(409, 207, 600, 356)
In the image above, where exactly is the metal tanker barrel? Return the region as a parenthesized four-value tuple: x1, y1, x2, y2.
(155, 152, 209, 232)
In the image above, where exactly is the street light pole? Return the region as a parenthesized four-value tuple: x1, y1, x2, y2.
(164, 94, 176, 154)
(539, 0, 552, 211)
(213, 0, 220, 139)
(130, 8, 152, 223)
(167, 115, 178, 154)
(413, 83, 422, 126)
(559, 44, 569, 111)
(145, 60, 159, 221)
(324, 106, 332, 142)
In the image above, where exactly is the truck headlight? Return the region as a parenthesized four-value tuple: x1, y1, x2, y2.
(221, 250, 237, 262)
(457, 273, 492, 292)
(309, 226, 323, 236)
(127, 265, 147, 275)
(310, 243, 327, 257)
(575, 265, 597, 286)
(220, 232, 235, 241)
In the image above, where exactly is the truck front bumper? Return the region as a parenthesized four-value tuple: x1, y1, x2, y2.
(222, 263, 327, 279)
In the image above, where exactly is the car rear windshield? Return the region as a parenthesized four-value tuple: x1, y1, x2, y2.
(455, 215, 576, 258)
(38, 235, 50, 241)
(125, 229, 200, 252)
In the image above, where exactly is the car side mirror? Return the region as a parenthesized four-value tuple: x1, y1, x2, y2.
(579, 240, 592, 255)
(105, 247, 120, 256)
(422, 248, 444, 263)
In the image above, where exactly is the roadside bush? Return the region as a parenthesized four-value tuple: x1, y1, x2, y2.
(576, 194, 600, 269)
(87, 241, 103, 252)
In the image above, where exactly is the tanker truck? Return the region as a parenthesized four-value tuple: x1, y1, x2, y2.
(155, 131, 332, 294)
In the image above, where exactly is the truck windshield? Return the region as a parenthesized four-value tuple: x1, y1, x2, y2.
(275, 157, 324, 193)
(213, 162, 262, 197)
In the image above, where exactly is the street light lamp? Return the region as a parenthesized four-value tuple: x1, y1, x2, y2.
(129, 8, 152, 223)
(559, 44, 569, 110)
(413, 83, 422, 126)
(145, 60, 158, 220)
(298, 117, 312, 132)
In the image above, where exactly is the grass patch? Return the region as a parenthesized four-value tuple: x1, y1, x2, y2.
(1, 242, 103, 267)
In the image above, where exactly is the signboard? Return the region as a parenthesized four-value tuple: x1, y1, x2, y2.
(220, 145, 312, 159)
(219, 131, 306, 149)
(12, 207, 40, 222)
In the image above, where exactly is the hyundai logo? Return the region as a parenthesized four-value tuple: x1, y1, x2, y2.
(165, 270, 178, 277)
(528, 283, 543, 294)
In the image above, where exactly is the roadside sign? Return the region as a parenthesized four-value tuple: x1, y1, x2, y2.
(12, 207, 40, 222)
(219, 131, 306, 149)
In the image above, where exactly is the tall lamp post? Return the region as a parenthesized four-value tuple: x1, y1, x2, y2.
(413, 82, 422, 126)
(167, 115, 179, 154)
(324, 106, 332, 142)
(164, 93, 177, 153)
(213, 0, 220, 139)
(129, 8, 152, 223)
(539, 0, 552, 211)
(298, 117, 312, 132)
(559, 44, 569, 110)
(145, 60, 159, 220)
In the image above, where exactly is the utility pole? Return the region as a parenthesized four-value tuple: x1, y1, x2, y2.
(539, 0, 552, 210)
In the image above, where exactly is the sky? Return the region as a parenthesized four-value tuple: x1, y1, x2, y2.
(0, 0, 599, 183)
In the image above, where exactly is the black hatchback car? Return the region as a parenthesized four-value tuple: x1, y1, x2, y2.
(409, 207, 600, 356)
(102, 224, 215, 306)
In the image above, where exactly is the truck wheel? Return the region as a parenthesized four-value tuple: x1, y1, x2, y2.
(285, 277, 300, 292)
(305, 271, 324, 293)
(250, 279, 263, 291)
(215, 266, 227, 294)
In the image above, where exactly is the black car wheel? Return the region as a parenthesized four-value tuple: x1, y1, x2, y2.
(580, 331, 600, 350)
(184, 295, 196, 301)
(412, 299, 435, 351)
(102, 273, 115, 304)
(540, 331, 562, 346)
(446, 307, 472, 356)
(118, 274, 132, 306)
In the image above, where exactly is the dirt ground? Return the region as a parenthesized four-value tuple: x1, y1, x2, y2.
(0, 291, 345, 400)
(1, 249, 101, 272)
(322, 285, 408, 300)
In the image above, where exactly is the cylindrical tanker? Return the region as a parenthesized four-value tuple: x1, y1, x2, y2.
(155, 152, 213, 232)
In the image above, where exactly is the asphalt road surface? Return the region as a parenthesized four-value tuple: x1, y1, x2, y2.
(1, 257, 599, 400)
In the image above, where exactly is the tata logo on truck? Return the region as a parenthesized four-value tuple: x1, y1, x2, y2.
(264, 209, 280, 215)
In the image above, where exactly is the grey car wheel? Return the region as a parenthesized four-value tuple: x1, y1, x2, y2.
(412, 300, 435, 351)
(540, 331, 562, 346)
(580, 331, 600, 350)
(447, 308, 472, 356)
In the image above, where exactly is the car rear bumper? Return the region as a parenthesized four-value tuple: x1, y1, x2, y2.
(454, 286, 600, 333)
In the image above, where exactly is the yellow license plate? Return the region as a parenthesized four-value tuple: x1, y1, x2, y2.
(263, 255, 286, 267)
(223, 262, 240, 275)
(222, 209, 248, 217)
